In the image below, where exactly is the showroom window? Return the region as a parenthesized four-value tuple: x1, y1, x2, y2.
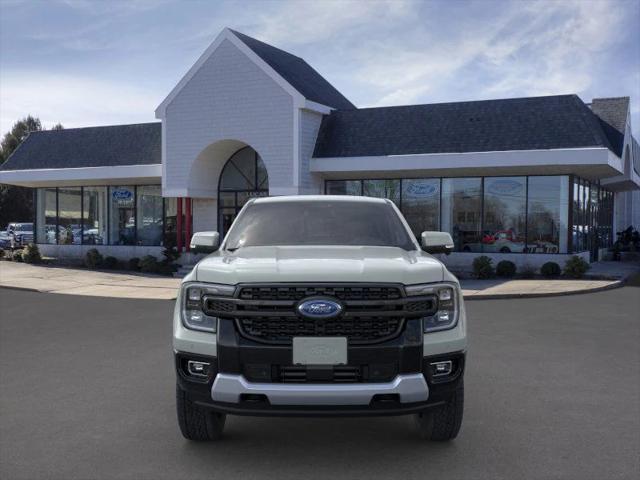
(325, 180, 362, 196)
(363, 179, 401, 205)
(57, 187, 82, 245)
(323, 175, 610, 255)
(441, 178, 482, 252)
(34, 185, 173, 247)
(136, 186, 163, 246)
(482, 177, 526, 254)
(83, 187, 107, 245)
(35, 188, 57, 244)
(527, 176, 569, 254)
(401, 179, 440, 238)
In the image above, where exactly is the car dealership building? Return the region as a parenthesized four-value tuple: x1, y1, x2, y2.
(1, 28, 638, 269)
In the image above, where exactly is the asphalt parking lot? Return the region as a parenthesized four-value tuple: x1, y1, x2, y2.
(1, 285, 639, 480)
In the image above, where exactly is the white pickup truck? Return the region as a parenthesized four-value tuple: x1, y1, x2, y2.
(173, 196, 467, 441)
(5, 222, 34, 249)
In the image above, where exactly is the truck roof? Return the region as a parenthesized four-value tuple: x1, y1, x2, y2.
(252, 195, 390, 205)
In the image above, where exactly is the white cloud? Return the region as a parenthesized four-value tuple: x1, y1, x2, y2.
(251, 0, 411, 46)
(0, 72, 158, 133)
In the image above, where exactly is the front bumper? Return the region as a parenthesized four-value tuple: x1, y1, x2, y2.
(211, 372, 429, 405)
(176, 350, 465, 417)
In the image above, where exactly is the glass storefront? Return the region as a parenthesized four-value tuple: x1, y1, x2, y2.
(481, 177, 526, 254)
(571, 176, 614, 254)
(35, 185, 170, 247)
(57, 187, 82, 245)
(441, 178, 482, 252)
(401, 179, 440, 237)
(136, 186, 163, 246)
(326, 175, 612, 254)
(363, 179, 401, 205)
(109, 186, 136, 245)
(83, 187, 107, 245)
(527, 176, 569, 254)
(35, 188, 57, 244)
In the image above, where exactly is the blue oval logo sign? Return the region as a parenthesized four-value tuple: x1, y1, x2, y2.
(297, 298, 343, 319)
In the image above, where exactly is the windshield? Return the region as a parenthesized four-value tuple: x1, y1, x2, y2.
(225, 200, 416, 250)
(11, 224, 32, 232)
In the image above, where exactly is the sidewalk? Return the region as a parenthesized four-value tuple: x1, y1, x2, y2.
(0, 262, 179, 300)
(1, 261, 637, 300)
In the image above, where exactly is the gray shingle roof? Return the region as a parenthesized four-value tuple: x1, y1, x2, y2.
(590, 97, 629, 157)
(230, 29, 355, 110)
(1, 123, 161, 171)
(313, 95, 616, 158)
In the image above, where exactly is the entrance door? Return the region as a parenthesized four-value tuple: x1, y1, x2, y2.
(218, 147, 268, 236)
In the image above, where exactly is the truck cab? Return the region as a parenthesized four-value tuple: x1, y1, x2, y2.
(173, 196, 466, 441)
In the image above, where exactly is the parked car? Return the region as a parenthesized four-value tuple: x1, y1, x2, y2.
(0, 231, 11, 249)
(5, 223, 34, 248)
(174, 196, 467, 441)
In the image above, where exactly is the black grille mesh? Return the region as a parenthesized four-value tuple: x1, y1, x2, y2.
(237, 316, 402, 344)
(238, 285, 402, 301)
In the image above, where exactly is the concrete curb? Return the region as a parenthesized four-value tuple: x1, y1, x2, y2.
(462, 279, 624, 301)
(0, 285, 41, 294)
(1, 279, 624, 301)
(0, 284, 178, 300)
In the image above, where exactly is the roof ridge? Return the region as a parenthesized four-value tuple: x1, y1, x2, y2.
(29, 122, 160, 134)
(592, 96, 630, 101)
(569, 95, 614, 151)
(228, 29, 304, 61)
(347, 94, 579, 112)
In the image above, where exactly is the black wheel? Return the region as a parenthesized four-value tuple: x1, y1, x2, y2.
(414, 382, 464, 441)
(176, 384, 226, 441)
(500, 247, 511, 253)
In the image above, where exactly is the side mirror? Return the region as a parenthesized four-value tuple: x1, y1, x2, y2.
(421, 231, 454, 255)
(190, 231, 220, 254)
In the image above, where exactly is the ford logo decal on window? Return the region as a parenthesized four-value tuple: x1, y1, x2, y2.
(297, 298, 343, 319)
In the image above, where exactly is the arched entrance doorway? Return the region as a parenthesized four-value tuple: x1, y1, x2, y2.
(218, 146, 269, 235)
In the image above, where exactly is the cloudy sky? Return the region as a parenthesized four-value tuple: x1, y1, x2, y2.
(1, 0, 639, 136)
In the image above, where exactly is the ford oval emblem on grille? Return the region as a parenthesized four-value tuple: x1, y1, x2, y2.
(297, 298, 343, 319)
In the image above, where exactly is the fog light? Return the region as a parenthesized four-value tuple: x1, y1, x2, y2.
(430, 360, 453, 377)
(187, 360, 210, 378)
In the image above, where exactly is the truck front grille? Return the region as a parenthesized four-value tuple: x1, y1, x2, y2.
(237, 316, 403, 344)
(203, 283, 437, 345)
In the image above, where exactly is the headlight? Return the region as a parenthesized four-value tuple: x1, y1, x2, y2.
(406, 283, 459, 333)
(181, 282, 235, 333)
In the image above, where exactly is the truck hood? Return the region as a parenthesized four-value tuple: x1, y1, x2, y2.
(194, 246, 445, 285)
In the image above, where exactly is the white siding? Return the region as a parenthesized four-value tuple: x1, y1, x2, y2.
(163, 39, 294, 197)
(299, 109, 324, 193)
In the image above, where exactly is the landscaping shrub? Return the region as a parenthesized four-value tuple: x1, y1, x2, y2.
(519, 264, 536, 279)
(140, 255, 159, 273)
(540, 261, 561, 278)
(496, 260, 516, 278)
(128, 257, 140, 271)
(0, 249, 5, 259)
(12, 250, 23, 262)
(103, 256, 118, 269)
(472, 256, 494, 279)
(85, 248, 103, 269)
(564, 255, 590, 279)
(22, 244, 42, 264)
(157, 262, 177, 276)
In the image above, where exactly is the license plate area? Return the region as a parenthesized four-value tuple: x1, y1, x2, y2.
(292, 337, 347, 365)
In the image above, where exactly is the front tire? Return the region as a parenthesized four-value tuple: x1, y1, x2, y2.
(414, 382, 464, 441)
(176, 384, 226, 441)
